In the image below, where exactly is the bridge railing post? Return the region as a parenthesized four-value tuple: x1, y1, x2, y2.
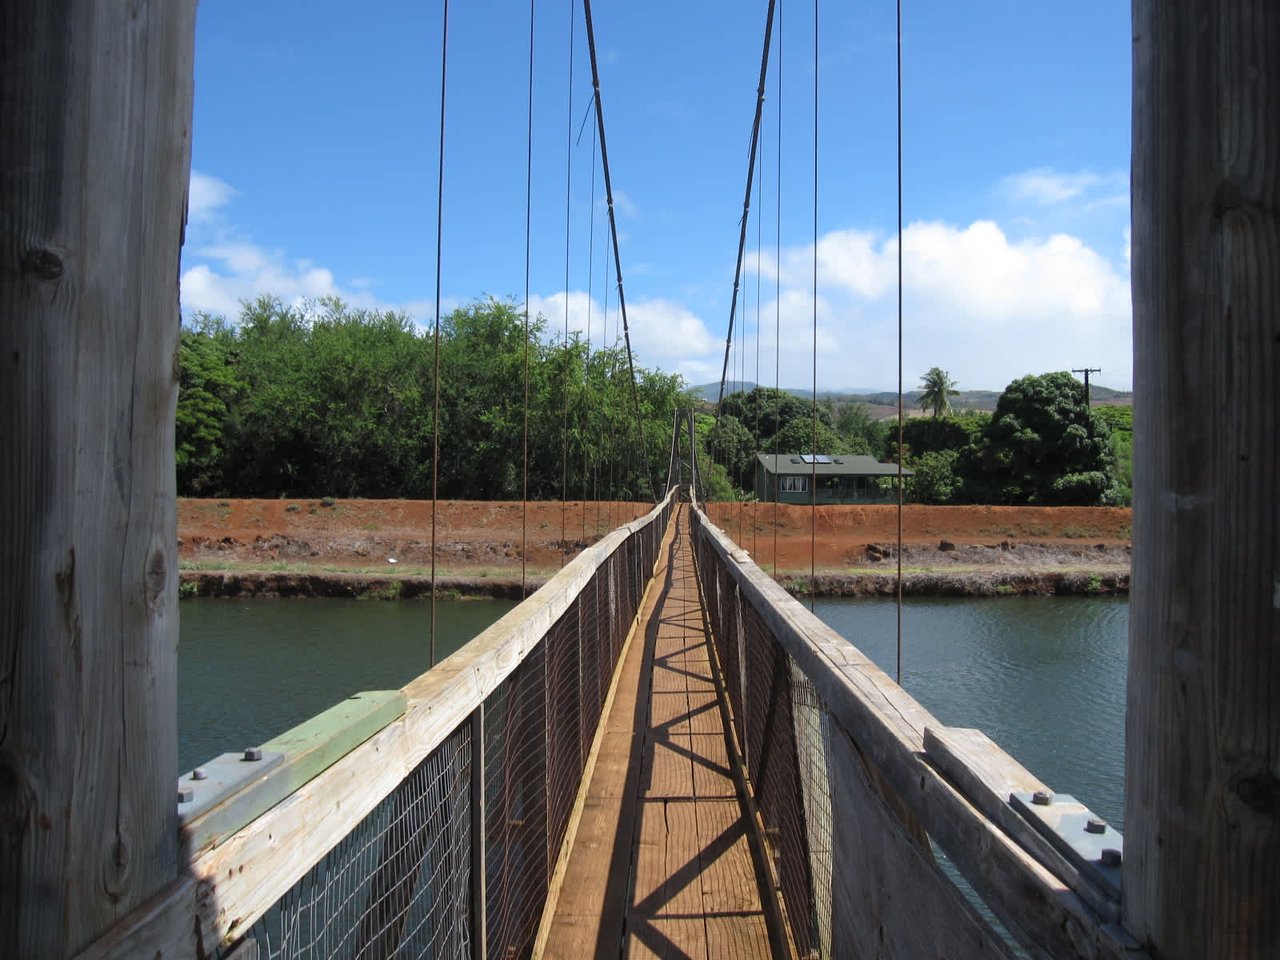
(470, 705, 487, 960)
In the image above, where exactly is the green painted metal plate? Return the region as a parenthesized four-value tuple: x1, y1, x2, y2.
(179, 690, 407, 854)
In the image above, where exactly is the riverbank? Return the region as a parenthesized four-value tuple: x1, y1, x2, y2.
(178, 498, 1132, 599)
(178, 565, 1128, 600)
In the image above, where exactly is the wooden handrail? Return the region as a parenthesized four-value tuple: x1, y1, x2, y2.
(76, 489, 677, 960)
(690, 503, 1147, 960)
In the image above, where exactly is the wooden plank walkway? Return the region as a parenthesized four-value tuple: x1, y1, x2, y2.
(544, 505, 781, 959)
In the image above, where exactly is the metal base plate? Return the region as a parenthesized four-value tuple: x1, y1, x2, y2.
(1010, 792, 1122, 898)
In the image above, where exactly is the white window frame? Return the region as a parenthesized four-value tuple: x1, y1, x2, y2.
(780, 475, 807, 493)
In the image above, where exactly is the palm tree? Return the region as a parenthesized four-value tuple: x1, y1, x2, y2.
(918, 367, 959, 419)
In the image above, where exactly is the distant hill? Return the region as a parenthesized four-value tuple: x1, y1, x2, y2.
(691, 381, 1133, 417)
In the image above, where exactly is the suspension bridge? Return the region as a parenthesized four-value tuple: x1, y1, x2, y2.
(4, 2, 1277, 960)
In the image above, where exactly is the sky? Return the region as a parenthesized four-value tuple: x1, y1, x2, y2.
(183, 0, 1133, 393)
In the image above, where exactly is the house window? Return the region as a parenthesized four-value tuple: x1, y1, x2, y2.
(781, 476, 807, 493)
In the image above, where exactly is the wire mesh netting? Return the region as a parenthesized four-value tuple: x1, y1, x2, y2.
(692, 508, 828, 959)
(221, 497, 673, 960)
(227, 723, 474, 960)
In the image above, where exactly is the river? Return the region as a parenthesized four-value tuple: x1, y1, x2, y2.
(178, 597, 516, 773)
(178, 594, 1127, 830)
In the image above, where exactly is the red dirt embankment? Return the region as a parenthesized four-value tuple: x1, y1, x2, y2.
(178, 499, 1132, 598)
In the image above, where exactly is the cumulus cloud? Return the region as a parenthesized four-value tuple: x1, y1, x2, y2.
(526, 291, 718, 381)
(187, 171, 236, 223)
(180, 171, 1132, 393)
(181, 172, 407, 321)
(1000, 168, 1126, 206)
(746, 218, 1132, 391)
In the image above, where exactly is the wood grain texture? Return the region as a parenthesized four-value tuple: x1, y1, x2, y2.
(548, 506, 775, 960)
(828, 726, 1015, 960)
(0, 3, 196, 956)
(1129, 3, 1280, 957)
(692, 506, 1140, 959)
(923, 726, 1120, 923)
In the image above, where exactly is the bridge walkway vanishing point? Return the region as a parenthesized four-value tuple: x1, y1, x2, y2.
(544, 504, 779, 959)
(72, 487, 1144, 960)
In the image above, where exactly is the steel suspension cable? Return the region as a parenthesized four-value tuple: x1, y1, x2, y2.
(582, 0, 658, 503)
(584, 110, 597, 541)
(895, 0, 905, 684)
(753, 105, 763, 558)
(428, 0, 450, 666)
(809, 0, 819, 610)
(772, 0, 783, 580)
(561, 0, 575, 567)
(521, 0, 536, 598)
(713, 0, 779, 422)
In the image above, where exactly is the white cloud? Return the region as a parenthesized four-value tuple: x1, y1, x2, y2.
(611, 190, 640, 219)
(182, 243, 352, 318)
(746, 218, 1132, 391)
(526, 291, 718, 382)
(1000, 168, 1126, 206)
(187, 171, 236, 223)
(181, 174, 417, 321)
(180, 171, 1132, 393)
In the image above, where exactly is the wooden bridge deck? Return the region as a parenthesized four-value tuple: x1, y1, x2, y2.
(544, 505, 781, 959)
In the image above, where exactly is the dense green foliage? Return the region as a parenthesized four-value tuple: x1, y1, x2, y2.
(707, 373, 1126, 506)
(707, 387, 880, 493)
(176, 296, 689, 500)
(968, 372, 1114, 504)
(1092, 404, 1133, 505)
(889, 373, 1119, 506)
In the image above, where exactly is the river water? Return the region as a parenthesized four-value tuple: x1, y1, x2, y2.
(178, 594, 1127, 830)
(178, 598, 516, 773)
(813, 596, 1128, 831)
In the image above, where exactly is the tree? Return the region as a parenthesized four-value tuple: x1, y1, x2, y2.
(970, 371, 1114, 505)
(176, 314, 245, 494)
(1093, 404, 1133, 505)
(721, 387, 823, 447)
(706, 414, 756, 490)
(908, 449, 960, 504)
(918, 366, 959, 419)
(773, 418, 844, 456)
(834, 401, 885, 457)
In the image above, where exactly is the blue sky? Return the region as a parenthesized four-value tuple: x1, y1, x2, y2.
(183, 0, 1132, 392)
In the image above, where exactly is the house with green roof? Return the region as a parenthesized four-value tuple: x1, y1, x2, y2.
(753, 453, 909, 504)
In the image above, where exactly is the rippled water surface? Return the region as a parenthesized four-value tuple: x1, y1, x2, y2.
(178, 598, 516, 773)
(813, 596, 1128, 829)
(179, 594, 1128, 831)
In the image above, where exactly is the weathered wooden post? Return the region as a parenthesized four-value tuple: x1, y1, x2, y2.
(1, 3, 197, 956)
(1128, 2, 1279, 956)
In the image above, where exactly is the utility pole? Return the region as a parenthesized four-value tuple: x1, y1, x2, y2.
(1071, 367, 1101, 406)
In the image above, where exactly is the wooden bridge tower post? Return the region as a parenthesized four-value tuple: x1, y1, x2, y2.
(1, 3, 197, 956)
(1128, 1, 1278, 956)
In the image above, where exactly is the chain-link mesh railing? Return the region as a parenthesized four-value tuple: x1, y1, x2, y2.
(694, 519, 824, 958)
(214, 493, 674, 960)
(690, 501, 1129, 960)
(228, 723, 474, 960)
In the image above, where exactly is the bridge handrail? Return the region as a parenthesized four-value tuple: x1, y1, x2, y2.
(79, 489, 677, 960)
(689, 503, 1145, 960)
